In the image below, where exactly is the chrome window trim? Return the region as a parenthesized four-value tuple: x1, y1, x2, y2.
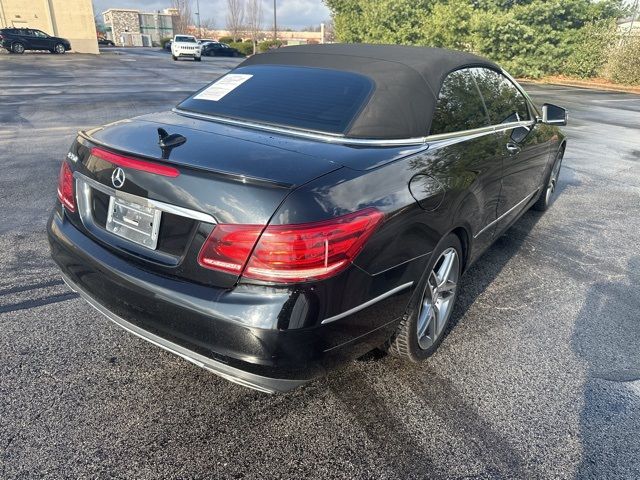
(74, 172, 217, 224)
(321, 281, 414, 324)
(473, 189, 539, 238)
(173, 107, 534, 147)
(172, 108, 430, 146)
(426, 120, 535, 147)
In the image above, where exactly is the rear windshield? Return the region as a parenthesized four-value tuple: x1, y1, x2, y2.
(177, 65, 374, 134)
(175, 36, 196, 43)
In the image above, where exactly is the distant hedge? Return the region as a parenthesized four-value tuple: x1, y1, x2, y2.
(605, 36, 640, 85)
(229, 41, 254, 56)
(258, 40, 284, 52)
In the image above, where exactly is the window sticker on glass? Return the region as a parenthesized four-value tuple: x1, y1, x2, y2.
(194, 74, 253, 101)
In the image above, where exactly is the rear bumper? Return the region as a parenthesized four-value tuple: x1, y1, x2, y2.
(48, 209, 411, 392)
(60, 271, 302, 393)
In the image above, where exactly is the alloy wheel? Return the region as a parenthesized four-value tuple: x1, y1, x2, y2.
(55, 44, 65, 54)
(416, 248, 459, 350)
(545, 154, 563, 205)
(13, 43, 24, 54)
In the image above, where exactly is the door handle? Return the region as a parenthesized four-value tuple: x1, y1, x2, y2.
(506, 143, 521, 154)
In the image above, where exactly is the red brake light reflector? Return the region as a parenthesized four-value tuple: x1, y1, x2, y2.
(198, 208, 384, 283)
(57, 161, 76, 212)
(90, 147, 180, 177)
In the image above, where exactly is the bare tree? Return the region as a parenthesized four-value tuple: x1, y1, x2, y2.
(199, 17, 216, 37)
(323, 18, 335, 43)
(200, 17, 216, 30)
(246, 0, 263, 54)
(226, 0, 245, 42)
(172, 0, 193, 35)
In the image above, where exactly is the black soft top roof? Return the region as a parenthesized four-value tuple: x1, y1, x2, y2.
(240, 43, 499, 139)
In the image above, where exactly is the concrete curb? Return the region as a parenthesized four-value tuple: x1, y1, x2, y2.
(520, 78, 640, 95)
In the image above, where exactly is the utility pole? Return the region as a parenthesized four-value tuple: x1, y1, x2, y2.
(196, 0, 202, 38)
(629, 0, 639, 38)
(273, 0, 277, 41)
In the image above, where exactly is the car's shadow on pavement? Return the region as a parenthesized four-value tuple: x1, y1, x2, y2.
(572, 255, 640, 478)
(321, 204, 553, 478)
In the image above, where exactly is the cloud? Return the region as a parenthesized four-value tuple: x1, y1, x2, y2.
(93, 0, 330, 30)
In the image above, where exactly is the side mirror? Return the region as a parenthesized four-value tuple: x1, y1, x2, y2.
(541, 103, 568, 126)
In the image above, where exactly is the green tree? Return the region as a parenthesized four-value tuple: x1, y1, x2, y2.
(422, 0, 474, 49)
(324, 0, 625, 78)
(605, 36, 640, 85)
(563, 20, 618, 78)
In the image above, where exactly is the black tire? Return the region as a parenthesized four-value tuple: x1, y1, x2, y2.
(532, 146, 564, 212)
(12, 42, 25, 54)
(172, 55, 177, 61)
(194, 56, 202, 62)
(387, 233, 463, 361)
(54, 43, 66, 54)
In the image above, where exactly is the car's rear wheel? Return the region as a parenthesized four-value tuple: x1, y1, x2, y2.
(54, 43, 66, 54)
(388, 233, 462, 361)
(533, 147, 564, 212)
(12, 42, 25, 54)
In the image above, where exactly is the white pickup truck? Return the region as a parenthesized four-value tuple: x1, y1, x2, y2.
(171, 34, 201, 62)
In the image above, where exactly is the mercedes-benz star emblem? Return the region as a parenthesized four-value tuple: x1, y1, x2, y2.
(111, 167, 126, 189)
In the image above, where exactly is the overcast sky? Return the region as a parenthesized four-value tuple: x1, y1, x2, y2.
(93, 0, 331, 30)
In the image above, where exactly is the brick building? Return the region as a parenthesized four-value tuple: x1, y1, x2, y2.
(103, 8, 176, 47)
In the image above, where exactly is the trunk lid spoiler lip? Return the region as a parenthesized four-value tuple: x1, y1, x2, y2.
(76, 129, 303, 190)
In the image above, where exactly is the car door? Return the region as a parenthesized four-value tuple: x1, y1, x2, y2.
(32, 30, 53, 50)
(14, 29, 32, 48)
(27, 29, 50, 49)
(206, 42, 219, 55)
(427, 68, 504, 255)
(25, 29, 44, 49)
(472, 68, 549, 227)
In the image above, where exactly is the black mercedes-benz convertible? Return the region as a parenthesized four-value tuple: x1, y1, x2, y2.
(48, 44, 567, 393)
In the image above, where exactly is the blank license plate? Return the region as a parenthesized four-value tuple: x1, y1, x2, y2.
(106, 196, 162, 250)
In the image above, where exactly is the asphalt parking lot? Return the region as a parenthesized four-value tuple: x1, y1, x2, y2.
(1, 49, 639, 479)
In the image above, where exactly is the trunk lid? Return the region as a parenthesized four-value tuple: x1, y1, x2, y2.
(69, 113, 342, 288)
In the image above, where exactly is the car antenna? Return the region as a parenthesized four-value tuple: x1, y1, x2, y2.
(157, 127, 187, 159)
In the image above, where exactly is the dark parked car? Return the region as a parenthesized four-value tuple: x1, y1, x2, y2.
(98, 38, 115, 47)
(164, 40, 172, 51)
(0, 28, 71, 54)
(48, 44, 567, 393)
(201, 42, 240, 57)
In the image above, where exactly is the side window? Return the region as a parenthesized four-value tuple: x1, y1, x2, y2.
(430, 69, 490, 135)
(472, 68, 530, 124)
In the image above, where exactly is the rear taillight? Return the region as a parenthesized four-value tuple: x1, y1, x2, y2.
(57, 162, 76, 212)
(197, 208, 384, 283)
(197, 225, 263, 274)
